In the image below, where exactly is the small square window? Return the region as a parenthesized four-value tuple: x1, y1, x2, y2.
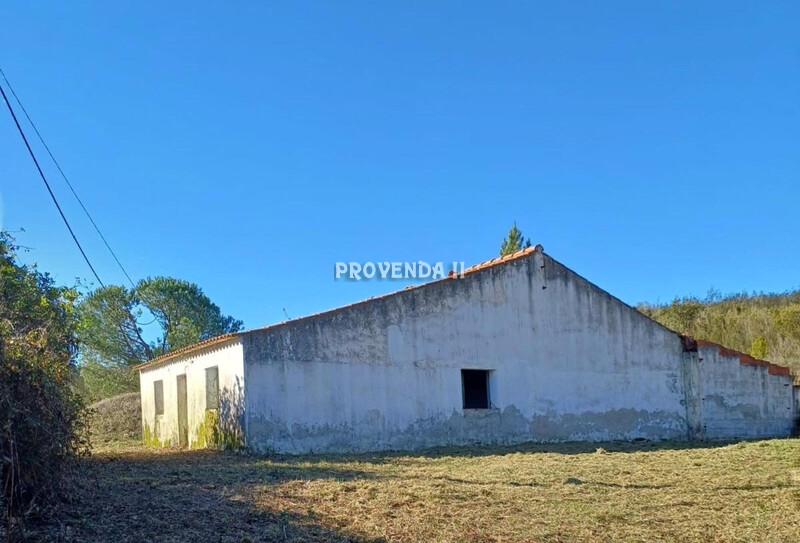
(462, 369, 490, 409)
(205, 366, 219, 410)
(154, 380, 164, 415)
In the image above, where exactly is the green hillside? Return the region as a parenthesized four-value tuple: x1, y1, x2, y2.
(637, 290, 800, 377)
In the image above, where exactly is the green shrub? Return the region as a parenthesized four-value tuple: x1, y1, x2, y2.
(0, 233, 89, 535)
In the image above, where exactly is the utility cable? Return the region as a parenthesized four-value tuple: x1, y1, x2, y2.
(0, 80, 106, 288)
(0, 67, 135, 287)
(0, 80, 157, 358)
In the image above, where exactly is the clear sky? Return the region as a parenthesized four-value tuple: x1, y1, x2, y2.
(1, 2, 798, 331)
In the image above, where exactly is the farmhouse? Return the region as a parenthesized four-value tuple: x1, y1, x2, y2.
(136, 246, 799, 453)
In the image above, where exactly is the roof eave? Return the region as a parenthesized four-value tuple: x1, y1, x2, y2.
(134, 333, 242, 372)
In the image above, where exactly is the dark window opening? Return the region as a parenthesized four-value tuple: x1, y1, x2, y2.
(462, 369, 490, 409)
(205, 366, 219, 410)
(154, 380, 164, 415)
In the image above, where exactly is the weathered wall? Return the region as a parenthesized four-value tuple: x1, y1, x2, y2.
(139, 339, 244, 448)
(242, 250, 694, 454)
(691, 344, 795, 439)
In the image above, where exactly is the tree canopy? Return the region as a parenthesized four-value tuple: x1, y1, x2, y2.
(77, 277, 243, 399)
(500, 222, 532, 256)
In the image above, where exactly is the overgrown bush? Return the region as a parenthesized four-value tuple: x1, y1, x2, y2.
(79, 354, 139, 404)
(89, 393, 142, 445)
(638, 289, 800, 375)
(0, 233, 89, 536)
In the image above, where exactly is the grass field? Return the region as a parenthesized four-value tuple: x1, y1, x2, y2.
(42, 439, 800, 542)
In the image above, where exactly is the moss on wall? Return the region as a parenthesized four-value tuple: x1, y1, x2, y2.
(191, 409, 217, 449)
(190, 409, 243, 450)
(217, 425, 244, 450)
(142, 418, 169, 447)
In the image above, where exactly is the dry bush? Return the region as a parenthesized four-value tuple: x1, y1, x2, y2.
(88, 393, 142, 446)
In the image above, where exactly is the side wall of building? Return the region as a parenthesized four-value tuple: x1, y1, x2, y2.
(691, 345, 796, 439)
(139, 340, 245, 448)
(242, 251, 695, 454)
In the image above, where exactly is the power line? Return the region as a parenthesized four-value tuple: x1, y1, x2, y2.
(0, 67, 136, 287)
(0, 79, 106, 288)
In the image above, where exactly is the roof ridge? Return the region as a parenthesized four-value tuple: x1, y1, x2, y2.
(454, 244, 542, 277)
(136, 245, 544, 371)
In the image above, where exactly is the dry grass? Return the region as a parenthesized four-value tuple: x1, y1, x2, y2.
(33, 439, 800, 542)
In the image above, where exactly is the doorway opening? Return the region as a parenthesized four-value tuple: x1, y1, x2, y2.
(177, 374, 188, 447)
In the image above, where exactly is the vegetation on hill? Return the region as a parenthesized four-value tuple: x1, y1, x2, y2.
(638, 290, 800, 375)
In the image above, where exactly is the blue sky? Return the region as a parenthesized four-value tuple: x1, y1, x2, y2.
(1, 1, 798, 330)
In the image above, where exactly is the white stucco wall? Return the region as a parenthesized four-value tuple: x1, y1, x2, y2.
(694, 345, 795, 439)
(242, 250, 695, 454)
(139, 339, 244, 447)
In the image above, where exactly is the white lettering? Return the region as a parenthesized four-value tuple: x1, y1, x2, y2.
(335, 260, 465, 281)
(418, 261, 431, 278)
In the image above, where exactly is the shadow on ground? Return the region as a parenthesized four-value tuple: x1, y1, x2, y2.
(268, 437, 747, 466)
(29, 438, 776, 542)
(34, 449, 384, 543)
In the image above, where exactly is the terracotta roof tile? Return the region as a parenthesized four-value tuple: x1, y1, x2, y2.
(137, 248, 800, 386)
(692, 338, 795, 379)
(458, 245, 541, 276)
(136, 249, 800, 385)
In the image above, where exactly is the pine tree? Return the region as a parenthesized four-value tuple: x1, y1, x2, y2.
(500, 222, 532, 256)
